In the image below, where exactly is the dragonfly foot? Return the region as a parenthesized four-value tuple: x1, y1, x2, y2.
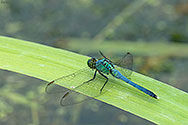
(100, 89, 103, 94)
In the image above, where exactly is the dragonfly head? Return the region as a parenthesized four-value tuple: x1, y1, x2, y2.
(87, 57, 97, 69)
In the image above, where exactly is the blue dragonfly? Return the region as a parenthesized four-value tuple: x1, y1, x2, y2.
(46, 51, 158, 106)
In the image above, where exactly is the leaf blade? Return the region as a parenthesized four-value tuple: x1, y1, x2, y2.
(0, 36, 188, 124)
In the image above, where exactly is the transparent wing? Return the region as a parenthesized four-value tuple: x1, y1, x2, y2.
(45, 67, 89, 94)
(115, 52, 133, 77)
(45, 67, 112, 106)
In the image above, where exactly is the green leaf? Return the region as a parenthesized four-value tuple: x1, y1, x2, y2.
(0, 36, 188, 124)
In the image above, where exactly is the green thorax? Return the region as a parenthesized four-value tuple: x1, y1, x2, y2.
(95, 58, 115, 74)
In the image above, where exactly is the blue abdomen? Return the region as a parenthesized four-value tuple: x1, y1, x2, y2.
(111, 69, 158, 98)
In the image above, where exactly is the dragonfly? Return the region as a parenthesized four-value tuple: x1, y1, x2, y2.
(45, 51, 158, 106)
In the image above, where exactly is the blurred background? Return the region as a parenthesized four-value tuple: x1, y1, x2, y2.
(0, 0, 188, 125)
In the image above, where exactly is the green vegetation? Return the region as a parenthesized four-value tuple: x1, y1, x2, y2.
(1, 36, 188, 124)
(67, 39, 188, 57)
(1, 0, 188, 124)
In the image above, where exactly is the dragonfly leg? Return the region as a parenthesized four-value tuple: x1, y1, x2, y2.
(83, 70, 97, 84)
(60, 70, 98, 106)
(99, 50, 113, 63)
(98, 71, 108, 94)
(99, 50, 107, 58)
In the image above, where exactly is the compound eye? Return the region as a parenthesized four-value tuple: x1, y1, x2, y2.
(92, 57, 97, 62)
